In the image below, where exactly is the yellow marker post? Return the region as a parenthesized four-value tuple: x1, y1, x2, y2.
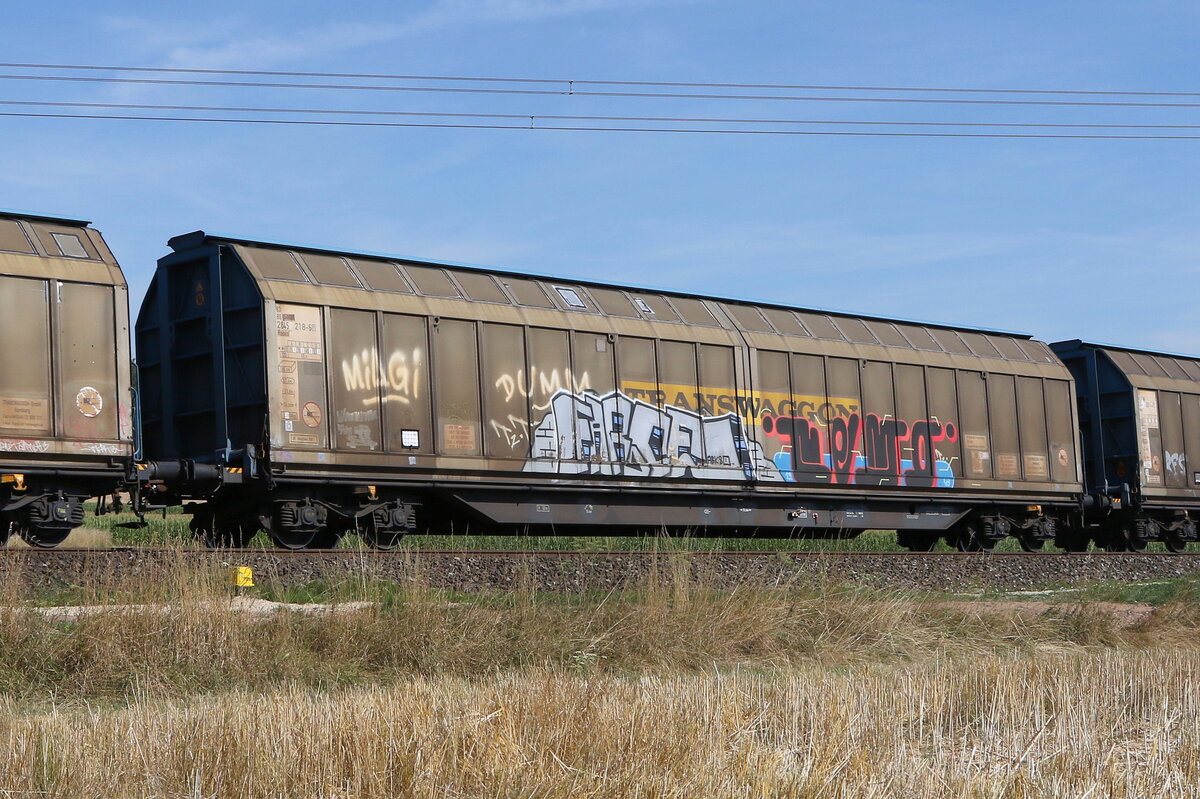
(230, 566, 254, 595)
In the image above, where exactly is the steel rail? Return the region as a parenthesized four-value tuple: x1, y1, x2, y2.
(3, 547, 1198, 558)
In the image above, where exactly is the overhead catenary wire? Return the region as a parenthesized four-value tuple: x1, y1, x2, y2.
(4, 110, 1200, 139)
(2, 60, 1199, 98)
(4, 72, 1200, 108)
(3, 99, 1200, 130)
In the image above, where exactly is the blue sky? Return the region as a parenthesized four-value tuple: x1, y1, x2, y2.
(2, 1, 1197, 352)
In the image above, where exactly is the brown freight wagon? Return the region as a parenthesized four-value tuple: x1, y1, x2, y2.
(136, 232, 1084, 550)
(0, 211, 134, 546)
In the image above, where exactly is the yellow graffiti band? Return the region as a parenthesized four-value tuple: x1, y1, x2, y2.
(618, 382, 858, 426)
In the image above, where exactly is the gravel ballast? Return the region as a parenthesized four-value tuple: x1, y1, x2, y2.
(2, 549, 1200, 597)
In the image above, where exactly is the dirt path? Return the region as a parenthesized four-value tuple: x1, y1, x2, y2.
(942, 600, 1156, 627)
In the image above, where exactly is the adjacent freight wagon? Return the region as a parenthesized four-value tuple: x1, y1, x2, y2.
(0, 211, 134, 546)
(136, 232, 1084, 550)
(1052, 340, 1200, 551)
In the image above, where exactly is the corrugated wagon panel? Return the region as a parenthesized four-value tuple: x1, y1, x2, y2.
(329, 308, 383, 452)
(380, 313, 432, 454)
(1183, 394, 1200, 488)
(0, 277, 52, 434)
(431, 319, 482, 456)
(58, 283, 119, 441)
(480, 322, 529, 463)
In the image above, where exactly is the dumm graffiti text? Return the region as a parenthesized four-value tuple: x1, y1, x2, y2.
(761, 412, 958, 488)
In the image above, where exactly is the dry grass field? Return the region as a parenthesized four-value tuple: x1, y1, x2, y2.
(0, 556, 1198, 796)
(3, 653, 1197, 798)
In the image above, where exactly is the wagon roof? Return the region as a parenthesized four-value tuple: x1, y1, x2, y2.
(0, 210, 124, 284)
(0, 208, 91, 226)
(1052, 339, 1200, 392)
(171, 229, 1037, 340)
(1054, 339, 1200, 363)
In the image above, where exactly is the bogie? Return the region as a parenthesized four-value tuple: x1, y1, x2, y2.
(4, 493, 87, 549)
(359, 502, 416, 550)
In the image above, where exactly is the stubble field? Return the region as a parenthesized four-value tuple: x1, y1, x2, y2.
(0, 547, 1199, 797)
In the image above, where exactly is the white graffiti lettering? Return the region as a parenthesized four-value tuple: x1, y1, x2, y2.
(81, 442, 125, 456)
(487, 370, 593, 448)
(339, 347, 424, 406)
(493, 369, 592, 406)
(524, 390, 780, 481)
(0, 439, 51, 454)
(1165, 450, 1187, 480)
(490, 413, 531, 450)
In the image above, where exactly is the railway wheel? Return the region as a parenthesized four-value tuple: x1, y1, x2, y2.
(1104, 524, 1146, 553)
(897, 531, 938, 552)
(962, 536, 996, 553)
(1017, 533, 1045, 552)
(1126, 523, 1150, 553)
(267, 501, 327, 550)
(212, 521, 258, 549)
(268, 527, 317, 550)
(12, 496, 83, 549)
(359, 502, 413, 550)
(361, 527, 405, 550)
(190, 510, 258, 548)
(189, 511, 215, 546)
(1164, 533, 1189, 553)
(307, 529, 342, 550)
(949, 520, 994, 552)
(14, 522, 71, 549)
(266, 524, 341, 549)
(1055, 534, 1091, 553)
(1166, 520, 1197, 553)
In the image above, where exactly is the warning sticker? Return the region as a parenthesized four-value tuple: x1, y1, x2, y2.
(302, 402, 323, 428)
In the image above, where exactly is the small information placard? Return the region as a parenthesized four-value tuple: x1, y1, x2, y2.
(443, 424, 476, 452)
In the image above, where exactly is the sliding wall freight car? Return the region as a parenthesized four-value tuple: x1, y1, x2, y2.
(1052, 340, 1200, 551)
(0, 211, 134, 547)
(136, 231, 1085, 550)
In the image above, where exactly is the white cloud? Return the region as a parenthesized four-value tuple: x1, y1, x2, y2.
(100, 0, 695, 72)
(162, 22, 413, 71)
